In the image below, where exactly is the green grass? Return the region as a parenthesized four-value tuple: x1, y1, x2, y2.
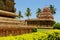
(38, 29, 49, 31)
(37, 29, 58, 32)
(38, 29, 51, 31)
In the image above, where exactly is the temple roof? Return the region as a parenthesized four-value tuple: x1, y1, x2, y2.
(38, 7, 54, 21)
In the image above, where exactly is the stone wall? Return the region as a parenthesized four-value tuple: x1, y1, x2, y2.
(0, 28, 32, 36)
(0, 17, 33, 36)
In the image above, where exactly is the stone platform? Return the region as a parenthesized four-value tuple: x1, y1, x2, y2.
(0, 17, 33, 36)
(0, 10, 34, 36)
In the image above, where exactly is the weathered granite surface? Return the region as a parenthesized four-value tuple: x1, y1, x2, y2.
(0, 17, 33, 36)
(0, 10, 33, 36)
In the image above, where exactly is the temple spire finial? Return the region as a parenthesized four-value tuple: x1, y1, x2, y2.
(43, 6, 51, 12)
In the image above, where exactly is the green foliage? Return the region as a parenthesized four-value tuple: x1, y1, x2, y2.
(25, 8, 31, 19)
(18, 11, 23, 19)
(0, 30, 60, 40)
(32, 28, 37, 32)
(49, 5, 56, 15)
(53, 22, 60, 29)
(36, 8, 41, 17)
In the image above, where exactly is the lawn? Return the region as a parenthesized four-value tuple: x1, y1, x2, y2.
(37, 29, 53, 32)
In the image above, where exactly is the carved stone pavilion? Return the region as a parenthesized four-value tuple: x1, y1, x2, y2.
(0, 0, 34, 36)
(26, 7, 55, 29)
(38, 7, 55, 28)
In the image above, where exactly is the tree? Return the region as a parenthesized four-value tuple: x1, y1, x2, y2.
(25, 8, 31, 19)
(36, 8, 41, 17)
(18, 11, 23, 19)
(49, 5, 56, 15)
(53, 22, 60, 29)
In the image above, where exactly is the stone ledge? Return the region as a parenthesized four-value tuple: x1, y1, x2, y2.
(39, 27, 53, 29)
(0, 10, 18, 18)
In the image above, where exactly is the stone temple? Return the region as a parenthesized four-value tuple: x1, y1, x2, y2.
(26, 7, 55, 29)
(38, 7, 55, 28)
(0, 0, 55, 36)
(0, 0, 34, 36)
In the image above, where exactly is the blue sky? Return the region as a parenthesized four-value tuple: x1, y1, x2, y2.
(15, 0, 60, 22)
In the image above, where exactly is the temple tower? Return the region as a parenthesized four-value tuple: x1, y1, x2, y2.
(38, 7, 55, 28)
(0, 0, 33, 36)
(26, 7, 55, 28)
(0, 0, 16, 13)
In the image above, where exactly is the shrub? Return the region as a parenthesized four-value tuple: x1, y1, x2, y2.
(53, 22, 60, 29)
(32, 28, 37, 32)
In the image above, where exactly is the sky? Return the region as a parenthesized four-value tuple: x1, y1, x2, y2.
(15, 0, 60, 22)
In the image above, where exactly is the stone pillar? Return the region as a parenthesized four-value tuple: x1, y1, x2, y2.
(29, 29, 32, 33)
(19, 30, 21, 34)
(6, 30, 9, 36)
(23, 29, 28, 34)
(12, 30, 14, 35)
(0, 30, 3, 36)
